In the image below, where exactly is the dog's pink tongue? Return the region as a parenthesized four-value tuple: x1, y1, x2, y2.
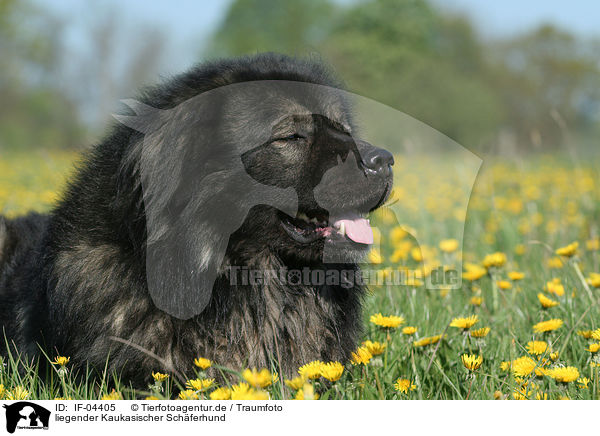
(335, 218, 373, 244)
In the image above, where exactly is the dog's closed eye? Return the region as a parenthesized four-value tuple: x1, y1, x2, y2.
(275, 133, 306, 142)
(271, 133, 307, 147)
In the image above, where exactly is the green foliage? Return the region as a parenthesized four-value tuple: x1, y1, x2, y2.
(0, 0, 85, 150)
(486, 25, 600, 148)
(208, 0, 337, 57)
(207, 0, 600, 151)
(1, 150, 599, 400)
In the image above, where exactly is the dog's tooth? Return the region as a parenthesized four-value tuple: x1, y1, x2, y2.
(338, 221, 346, 236)
(310, 217, 319, 224)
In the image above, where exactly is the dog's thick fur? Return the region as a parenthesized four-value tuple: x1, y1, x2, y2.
(0, 54, 392, 387)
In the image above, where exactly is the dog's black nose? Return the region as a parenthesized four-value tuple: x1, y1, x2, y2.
(362, 147, 394, 175)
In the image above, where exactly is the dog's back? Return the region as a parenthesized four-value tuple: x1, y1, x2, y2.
(0, 213, 49, 352)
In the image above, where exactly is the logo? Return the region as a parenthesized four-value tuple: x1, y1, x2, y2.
(2, 402, 50, 434)
(114, 81, 480, 319)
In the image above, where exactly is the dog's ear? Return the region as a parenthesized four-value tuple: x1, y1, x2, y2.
(117, 94, 297, 319)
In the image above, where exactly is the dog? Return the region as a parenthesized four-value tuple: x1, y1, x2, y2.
(0, 53, 393, 387)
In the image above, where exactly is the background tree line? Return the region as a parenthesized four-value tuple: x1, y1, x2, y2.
(1, 0, 598, 153)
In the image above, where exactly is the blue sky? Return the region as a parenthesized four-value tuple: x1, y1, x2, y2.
(436, 0, 600, 38)
(45, 0, 600, 73)
(47, 0, 600, 39)
(36, 0, 600, 128)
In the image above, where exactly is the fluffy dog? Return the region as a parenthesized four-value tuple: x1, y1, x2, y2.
(0, 53, 393, 386)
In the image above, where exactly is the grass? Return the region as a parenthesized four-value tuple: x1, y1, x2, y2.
(0, 148, 599, 400)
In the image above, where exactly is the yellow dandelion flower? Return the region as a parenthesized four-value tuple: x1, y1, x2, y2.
(535, 392, 548, 400)
(577, 330, 594, 339)
(511, 356, 541, 377)
(499, 361, 511, 371)
(462, 263, 487, 281)
(229, 383, 268, 400)
(152, 372, 169, 382)
(497, 280, 512, 290)
(461, 354, 483, 371)
(209, 387, 231, 400)
(533, 318, 563, 333)
(285, 376, 306, 391)
(526, 341, 548, 356)
(298, 361, 324, 379)
(555, 241, 578, 257)
(587, 239, 600, 251)
(439, 239, 459, 253)
(592, 329, 600, 341)
(586, 273, 600, 288)
(362, 340, 386, 356)
(369, 313, 405, 328)
(413, 334, 443, 348)
(547, 366, 579, 383)
(193, 357, 212, 370)
(294, 383, 319, 400)
(550, 351, 559, 361)
(537, 293, 559, 309)
(242, 368, 276, 388)
(586, 343, 600, 353)
(186, 378, 214, 391)
(0, 384, 4, 399)
(450, 315, 479, 330)
(402, 326, 418, 335)
(368, 249, 383, 264)
(411, 247, 423, 262)
(577, 377, 590, 389)
(470, 327, 490, 338)
(178, 389, 199, 400)
(6, 386, 30, 400)
(544, 280, 565, 296)
(101, 389, 122, 400)
(230, 382, 250, 397)
(482, 252, 507, 269)
(390, 226, 407, 245)
(350, 346, 373, 365)
(320, 362, 344, 382)
(394, 378, 416, 394)
(547, 257, 564, 268)
(52, 356, 70, 366)
(469, 296, 483, 306)
(512, 392, 527, 400)
(508, 271, 525, 281)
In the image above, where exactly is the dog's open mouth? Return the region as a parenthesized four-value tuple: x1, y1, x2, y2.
(280, 210, 373, 245)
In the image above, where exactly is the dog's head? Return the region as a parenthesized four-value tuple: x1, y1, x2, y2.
(237, 87, 394, 264)
(117, 62, 393, 318)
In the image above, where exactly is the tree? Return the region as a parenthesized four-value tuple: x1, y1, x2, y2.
(207, 0, 503, 149)
(485, 24, 600, 148)
(320, 0, 503, 149)
(207, 0, 336, 57)
(0, 0, 85, 150)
